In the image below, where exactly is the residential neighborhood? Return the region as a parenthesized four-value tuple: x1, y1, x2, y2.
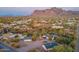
(0, 7, 78, 52)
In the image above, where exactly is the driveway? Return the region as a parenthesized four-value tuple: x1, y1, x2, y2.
(17, 40, 44, 52)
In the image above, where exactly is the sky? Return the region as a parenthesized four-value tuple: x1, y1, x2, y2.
(0, 7, 79, 16)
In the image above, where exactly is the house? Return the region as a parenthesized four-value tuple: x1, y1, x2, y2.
(42, 42, 58, 51)
(2, 33, 16, 39)
(23, 36, 32, 42)
(9, 34, 16, 39)
(2, 24, 10, 28)
(42, 35, 49, 41)
(51, 25, 64, 29)
(65, 18, 76, 26)
(2, 28, 9, 33)
(19, 34, 32, 42)
(0, 36, 3, 39)
(42, 33, 58, 41)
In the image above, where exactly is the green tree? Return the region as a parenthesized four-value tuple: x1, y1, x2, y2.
(11, 42, 20, 48)
(69, 40, 76, 49)
(50, 45, 74, 52)
(32, 33, 37, 41)
(55, 36, 73, 45)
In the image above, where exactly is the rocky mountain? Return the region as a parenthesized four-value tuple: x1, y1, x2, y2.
(32, 7, 78, 17)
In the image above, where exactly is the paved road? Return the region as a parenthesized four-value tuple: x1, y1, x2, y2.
(18, 40, 44, 52)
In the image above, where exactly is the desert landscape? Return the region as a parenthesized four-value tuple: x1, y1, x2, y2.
(0, 7, 78, 52)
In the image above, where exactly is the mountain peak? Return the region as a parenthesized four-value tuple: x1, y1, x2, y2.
(32, 7, 65, 17)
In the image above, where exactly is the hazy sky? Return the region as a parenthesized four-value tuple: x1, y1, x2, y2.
(0, 7, 79, 16)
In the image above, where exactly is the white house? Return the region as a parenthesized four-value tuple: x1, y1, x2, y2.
(52, 25, 64, 29)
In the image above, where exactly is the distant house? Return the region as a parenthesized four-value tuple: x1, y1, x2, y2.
(3, 24, 10, 28)
(42, 33, 58, 42)
(2, 33, 16, 39)
(51, 25, 64, 29)
(9, 34, 16, 39)
(2, 28, 9, 33)
(10, 23, 16, 26)
(19, 34, 32, 42)
(65, 18, 76, 26)
(42, 35, 49, 41)
(0, 36, 3, 39)
(19, 36, 32, 47)
(42, 42, 58, 51)
(24, 36, 32, 42)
